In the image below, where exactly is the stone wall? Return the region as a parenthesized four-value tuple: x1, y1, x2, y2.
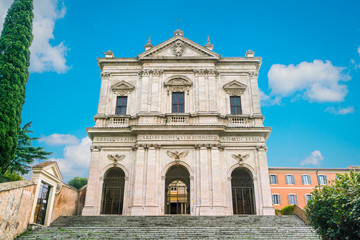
(51, 184, 79, 222)
(77, 185, 87, 215)
(293, 205, 309, 224)
(0, 180, 37, 240)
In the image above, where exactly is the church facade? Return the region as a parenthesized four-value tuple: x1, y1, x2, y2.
(82, 29, 275, 216)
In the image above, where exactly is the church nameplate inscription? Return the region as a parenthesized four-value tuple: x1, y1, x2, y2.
(93, 137, 136, 143)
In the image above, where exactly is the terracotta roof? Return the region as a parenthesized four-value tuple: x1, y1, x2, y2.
(32, 161, 57, 169)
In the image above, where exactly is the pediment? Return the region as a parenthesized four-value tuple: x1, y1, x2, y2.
(138, 36, 220, 60)
(164, 76, 193, 95)
(111, 81, 135, 96)
(223, 80, 247, 95)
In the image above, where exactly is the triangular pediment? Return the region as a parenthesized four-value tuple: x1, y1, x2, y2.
(111, 81, 135, 96)
(223, 80, 247, 96)
(138, 35, 220, 60)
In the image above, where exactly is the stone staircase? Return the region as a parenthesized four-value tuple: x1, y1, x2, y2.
(17, 215, 320, 239)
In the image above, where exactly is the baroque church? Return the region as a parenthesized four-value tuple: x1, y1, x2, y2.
(82, 29, 275, 216)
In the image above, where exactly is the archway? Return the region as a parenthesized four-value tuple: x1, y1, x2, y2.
(231, 167, 255, 214)
(165, 165, 190, 215)
(101, 167, 125, 214)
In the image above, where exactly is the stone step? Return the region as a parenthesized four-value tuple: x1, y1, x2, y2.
(17, 216, 320, 239)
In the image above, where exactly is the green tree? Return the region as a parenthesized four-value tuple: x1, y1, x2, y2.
(3, 122, 52, 176)
(68, 177, 88, 189)
(305, 170, 360, 240)
(0, 171, 24, 182)
(0, 0, 34, 175)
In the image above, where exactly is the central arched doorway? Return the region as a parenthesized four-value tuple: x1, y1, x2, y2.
(231, 167, 255, 214)
(165, 165, 190, 215)
(101, 167, 125, 214)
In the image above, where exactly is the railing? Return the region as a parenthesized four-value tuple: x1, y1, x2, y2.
(167, 115, 190, 125)
(227, 116, 255, 127)
(108, 117, 129, 127)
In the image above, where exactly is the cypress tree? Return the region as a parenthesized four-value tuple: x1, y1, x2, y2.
(0, 0, 34, 174)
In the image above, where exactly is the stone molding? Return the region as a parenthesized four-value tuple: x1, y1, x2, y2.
(100, 72, 111, 79)
(223, 80, 247, 96)
(138, 69, 164, 78)
(249, 71, 259, 78)
(164, 76, 192, 95)
(194, 69, 219, 78)
(111, 80, 135, 96)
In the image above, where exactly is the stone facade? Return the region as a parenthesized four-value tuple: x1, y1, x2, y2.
(82, 30, 274, 216)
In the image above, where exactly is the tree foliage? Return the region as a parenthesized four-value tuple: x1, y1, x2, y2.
(0, 0, 34, 175)
(3, 122, 51, 176)
(0, 171, 24, 182)
(305, 170, 360, 240)
(68, 177, 88, 189)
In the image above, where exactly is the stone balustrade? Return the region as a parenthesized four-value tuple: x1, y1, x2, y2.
(96, 114, 261, 128)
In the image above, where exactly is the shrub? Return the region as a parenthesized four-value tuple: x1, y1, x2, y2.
(280, 205, 295, 215)
(305, 170, 360, 240)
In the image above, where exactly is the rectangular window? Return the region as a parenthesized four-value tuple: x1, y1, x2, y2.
(288, 194, 298, 205)
(172, 92, 184, 113)
(272, 194, 281, 205)
(285, 174, 295, 185)
(318, 175, 328, 185)
(230, 96, 242, 115)
(305, 194, 312, 204)
(115, 96, 127, 115)
(269, 174, 278, 184)
(301, 175, 311, 185)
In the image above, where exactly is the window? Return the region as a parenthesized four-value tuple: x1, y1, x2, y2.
(301, 175, 311, 185)
(272, 194, 281, 205)
(285, 175, 295, 185)
(230, 96, 242, 115)
(172, 92, 184, 113)
(318, 175, 328, 185)
(269, 174, 278, 184)
(115, 96, 127, 115)
(288, 194, 298, 205)
(305, 194, 312, 204)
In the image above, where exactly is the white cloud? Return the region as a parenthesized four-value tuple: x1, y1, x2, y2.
(268, 60, 350, 103)
(325, 106, 355, 115)
(39, 133, 79, 146)
(300, 150, 324, 166)
(358, 47, 360, 56)
(0, 0, 69, 73)
(259, 89, 281, 106)
(51, 137, 92, 180)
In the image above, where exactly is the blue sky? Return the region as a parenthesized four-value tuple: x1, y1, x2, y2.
(1, 0, 359, 182)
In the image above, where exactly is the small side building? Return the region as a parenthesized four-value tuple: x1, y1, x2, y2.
(268, 167, 354, 209)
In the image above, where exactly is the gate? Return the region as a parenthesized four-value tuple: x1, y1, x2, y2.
(165, 180, 189, 214)
(231, 168, 255, 214)
(34, 182, 50, 224)
(101, 168, 125, 214)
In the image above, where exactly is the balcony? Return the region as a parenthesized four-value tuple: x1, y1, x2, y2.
(226, 116, 255, 127)
(166, 115, 190, 125)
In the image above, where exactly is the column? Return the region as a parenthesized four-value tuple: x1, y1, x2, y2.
(82, 146, 101, 216)
(130, 145, 145, 215)
(257, 145, 275, 215)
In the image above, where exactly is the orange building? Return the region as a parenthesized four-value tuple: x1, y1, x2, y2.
(268, 167, 353, 210)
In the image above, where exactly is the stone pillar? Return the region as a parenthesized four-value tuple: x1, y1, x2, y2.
(250, 71, 261, 114)
(82, 146, 101, 216)
(257, 145, 275, 215)
(194, 145, 201, 215)
(97, 73, 110, 115)
(199, 145, 210, 214)
(130, 145, 146, 215)
(144, 145, 158, 214)
(211, 146, 225, 212)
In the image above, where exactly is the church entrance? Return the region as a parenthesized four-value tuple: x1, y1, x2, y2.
(165, 165, 190, 215)
(101, 167, 125, 214)
(231, 168, 255, 215)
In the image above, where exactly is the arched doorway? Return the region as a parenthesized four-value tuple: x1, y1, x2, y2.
(101, 167, 125, 214)
(165, 165, 190, 215)
(231, 167, 255, 214)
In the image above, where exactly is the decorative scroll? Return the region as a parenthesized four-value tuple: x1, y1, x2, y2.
(164, 76, 192, 95)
